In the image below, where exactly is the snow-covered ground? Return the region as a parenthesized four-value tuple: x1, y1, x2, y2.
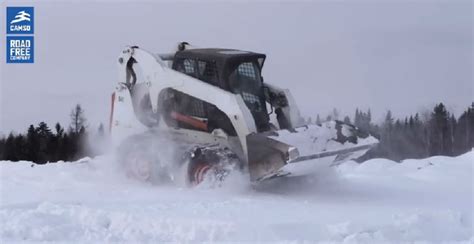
(1, 152, 472, 243)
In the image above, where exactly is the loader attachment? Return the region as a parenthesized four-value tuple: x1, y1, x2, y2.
(247, 132, 297, 181)
(247, 121, 378, 182)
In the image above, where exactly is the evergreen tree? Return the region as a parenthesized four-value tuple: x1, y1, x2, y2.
(26, 125, 39, 162)
(383, 110, 394, 130)
(448, 115, 457, 156)
(343, 116, 351, 124)
(332, 108, 340, 121)
(61, 133, 72, 161)
(316, 114, 321, 125)
(13, 134, 28, 161)
(454, 104, 474, 154)
(354, 109, 372, 133)
(36, 122, 53, 163)
(367, 109, 372, 125)
(326, 115, 332, 122)
(4, 133, 17, 161)
(354, 108, 360, 127)
(0, 137, 5, 159)
(378, 110, 394, 158)
(55, 122, 64, 137)
(428, 103, 450, 156)
(37, 122, 52, 137)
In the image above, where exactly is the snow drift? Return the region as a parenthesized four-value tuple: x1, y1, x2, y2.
(0, 152, 472, 243)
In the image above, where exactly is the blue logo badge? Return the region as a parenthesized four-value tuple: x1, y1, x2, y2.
(6, 7, 34, 34)
(7, 36, 34, 63)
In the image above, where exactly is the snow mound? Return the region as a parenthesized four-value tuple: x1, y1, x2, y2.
(1, 151, 472, 243)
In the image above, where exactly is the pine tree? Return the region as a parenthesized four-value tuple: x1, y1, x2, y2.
(316, 114, 321, 125)
(36, 122, 53, 163)
(354, 108, 360, 127)
(26, 125, 39, 162)
(383, 110, 394, 130)
(332, 108, 339, 121)
(343, 116, 351, 124)
(379, 110, 394, 158)
(13, 134, 28, 161)
(61, 133, 72, 161)
(4, 133, 16, 161)
(0, 137, 5, 159)
(429, 103, 450, 156)
(448, 115, 457, 156)
(367, 109, 372, 125)
(454, 104, 474, 154)
(55, 123, 64, 137)
(326, 115, 332, 122)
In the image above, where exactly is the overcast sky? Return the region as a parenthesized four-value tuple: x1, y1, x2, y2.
(1, 0, 472, 134)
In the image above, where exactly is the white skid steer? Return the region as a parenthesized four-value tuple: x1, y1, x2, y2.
(110, 43, 378, 185)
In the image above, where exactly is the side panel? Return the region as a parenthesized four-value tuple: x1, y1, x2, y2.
(109, 84, 148, 147)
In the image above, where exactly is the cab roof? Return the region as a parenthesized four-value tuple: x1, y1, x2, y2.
(174, 48, 266, 71)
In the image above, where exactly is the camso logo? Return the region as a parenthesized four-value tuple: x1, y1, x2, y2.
(7, 7, 34, 34)
(10, 11, 31, 31)
(11, 10, 31, 24)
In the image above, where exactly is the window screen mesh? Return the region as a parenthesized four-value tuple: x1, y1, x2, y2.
(241, 91, 262, 112)
(198, 60, 218, 84)
(237, 62, 257, 80)
(183, 59, 195, 75)
(188, 99, 206, 118)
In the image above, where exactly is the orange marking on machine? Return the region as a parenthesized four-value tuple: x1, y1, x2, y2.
(109, 92, 116, 133)
(170, 111, 208, 131)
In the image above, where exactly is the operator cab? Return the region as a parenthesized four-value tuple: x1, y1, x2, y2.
(172, 48, 270, 132)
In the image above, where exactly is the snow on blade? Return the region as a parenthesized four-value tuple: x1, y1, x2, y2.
(270, 121, 378, 157)
(1, 152, 472, 243)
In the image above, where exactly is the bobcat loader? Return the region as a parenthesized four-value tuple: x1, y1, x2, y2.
(110, 43, 378, 185)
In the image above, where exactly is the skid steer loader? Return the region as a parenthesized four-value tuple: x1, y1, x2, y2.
(110, 43, 378, 185)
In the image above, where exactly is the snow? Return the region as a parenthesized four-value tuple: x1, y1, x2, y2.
(1, 152, 473, 243)
(271, 122, 378, 157)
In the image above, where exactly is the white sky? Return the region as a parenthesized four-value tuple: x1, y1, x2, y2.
(1, 0, 472, 134)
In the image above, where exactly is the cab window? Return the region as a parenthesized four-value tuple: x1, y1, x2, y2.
(197, 60, 218, 85)
(174, 58, 197, 77)
(228, 62, 264, 112)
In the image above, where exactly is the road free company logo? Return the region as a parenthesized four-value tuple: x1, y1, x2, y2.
(6, 7, 34, 63)
(7, 36, 34, 63)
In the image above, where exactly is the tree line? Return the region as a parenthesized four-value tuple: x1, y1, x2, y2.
(0, 102, 473, 163)
(0, 104, 105, 163)
(310, 102, 473, 162)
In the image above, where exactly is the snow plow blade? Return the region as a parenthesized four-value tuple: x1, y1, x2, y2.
(247, 121, 379, 182)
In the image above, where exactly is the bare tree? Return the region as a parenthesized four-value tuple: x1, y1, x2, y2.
(70, 104, 87, 134)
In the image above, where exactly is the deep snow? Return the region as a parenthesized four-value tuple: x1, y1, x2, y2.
(1, 152, 473, 243)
